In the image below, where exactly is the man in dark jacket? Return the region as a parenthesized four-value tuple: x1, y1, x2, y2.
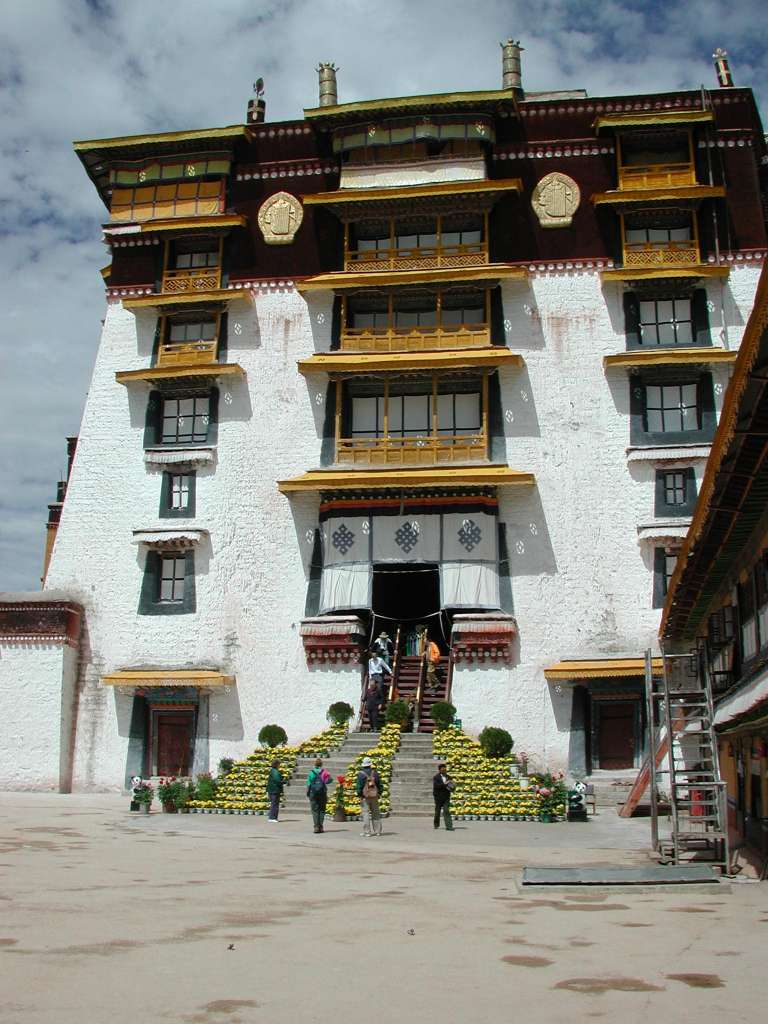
(306, 758, 328, 834)
(266, 758, 284, 821)
(355, 756, 384, 837)
(433, 762, 455, 831)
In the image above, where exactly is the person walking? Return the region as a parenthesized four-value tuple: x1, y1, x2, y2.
(365, 651, 391, 731)
(306, 758, 328, 834)
(373, 631, 394, 668)
(424, 633, 442, 695)
(433, 762, 455, 831)
(266, 758, 284, 821)
(356, 756, 384, 837)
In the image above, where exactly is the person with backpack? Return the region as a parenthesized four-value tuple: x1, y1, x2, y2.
(433, 762, 455, 831)
(306, 758, 328, 834)
(365, 652, 391, 731)
(266, 758, 284, 822)
(355, 756, 383, 837)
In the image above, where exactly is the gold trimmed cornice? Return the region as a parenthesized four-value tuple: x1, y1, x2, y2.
(102, 669, 234, 687)
(115, 363, 245, 385)
(278, 465, 535, 493)
(302, 178, 522, 207)
(122, 289, 251, 310)
(74, 126, 248, 152)
(593, 110, 713, 132)
(544, 658, 664, 680)
(105, 215, 247, 237)
(591, 185, 725, 205)
(604, 347, 737, 369)
(297, 264, 527, 293)
(297, 349, 524, 375)
(601, 265, 730, 282)
(304, 89, 518, 123)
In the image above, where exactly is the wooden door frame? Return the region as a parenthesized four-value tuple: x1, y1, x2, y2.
(589, 693, 643, 771)
(147, 703, 197, 776)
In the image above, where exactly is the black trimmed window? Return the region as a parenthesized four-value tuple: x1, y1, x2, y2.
(624, 289, 710, 350)
(630, 372, 715, 446)
(653, 547, 678, 608)
(144, 388, 219, 449)
(654, 468, 697, 517)
(138, 550, 196, 616)
(159, 472, 196, 518)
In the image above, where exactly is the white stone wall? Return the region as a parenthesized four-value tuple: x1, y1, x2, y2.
(0, 642, 77, 790)
(42, 262, 763, 787)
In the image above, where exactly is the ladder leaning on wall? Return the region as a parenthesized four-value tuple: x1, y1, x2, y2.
(644, 644, 730, 874)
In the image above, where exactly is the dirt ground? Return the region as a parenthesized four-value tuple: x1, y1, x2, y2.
(0, 793, 766, 1024)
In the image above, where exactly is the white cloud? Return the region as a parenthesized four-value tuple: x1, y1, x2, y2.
(0, 0, 766, 588)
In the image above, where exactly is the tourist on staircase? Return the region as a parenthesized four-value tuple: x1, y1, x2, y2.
(365, 651, 391, 730)
(306, 758, 329, 834)
(433, 762, 455, 831)
(424, 632, 442, 695)
(373, 630, 394, 668)
(356, 756, 384, 837)
(266, 758, 284, 822)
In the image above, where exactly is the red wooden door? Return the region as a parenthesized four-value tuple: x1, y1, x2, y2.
(155, 712, 194, 776)
(597, 701, 636, 769)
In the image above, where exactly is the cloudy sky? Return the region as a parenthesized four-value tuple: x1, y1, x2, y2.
(1, 0, 766, 591)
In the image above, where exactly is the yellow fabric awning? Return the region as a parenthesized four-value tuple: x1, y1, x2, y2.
(122, 290, 251, 310)
(604, 348, 737, 369)
(102, 670, 234, 688)
(297, 349, 523, 375)
(278, 465, 535, 493)
(544, 658, 664, 681)
(116, 363, 245, 385)
(600, 265, 730, 283)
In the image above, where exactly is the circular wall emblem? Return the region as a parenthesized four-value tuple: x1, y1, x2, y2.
(257, 191, 303, 245)
(531, 172, 580, 229)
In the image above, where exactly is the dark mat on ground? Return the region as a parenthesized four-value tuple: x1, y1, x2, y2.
(522, 865, 720, 886)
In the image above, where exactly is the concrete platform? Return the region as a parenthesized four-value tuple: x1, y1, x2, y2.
(523, 865, 721, 886)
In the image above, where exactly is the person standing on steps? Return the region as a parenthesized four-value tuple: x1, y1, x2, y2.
(424, 631, 442, 695)
(433, 762, 455, 831)
(266, 758, 284, 821)
(306, 758, 328, 833)
(373, 630, 394, 668)
(356, 756, 384, 837)
(366, 651, 391, 731)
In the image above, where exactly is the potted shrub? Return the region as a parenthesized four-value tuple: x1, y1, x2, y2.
(431, 701, 456, 730)
(327, 702, 354, 728)
(333, 775, 348, 821)
(218, 757, 235, 777)
(158, 777, 191, 813)
(479, 726, 514, 758)
(134, 780, 154, 814)
(384, 700, 410, 727)
(258, 724, 288, 748)
(194, 773, 217, 802)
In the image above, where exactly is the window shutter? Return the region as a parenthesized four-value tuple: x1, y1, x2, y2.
(206, 387, 220, 445)
(182, 550, 197, 614)
(623, 291, 641, 348)
(320, 382, 337, 466)
(692, 289, 711, 346)
(138, 550, 161, 614)
(652, 548, 667, 609)
(489, 287, 505, 347)
(304, 529, 323, 616)
(487, 372, 505, 463)
(143, 391, 162, 448)
(150, 319, 162, 368)
(699, 373, 715, 439)
(217, 312, 228, 363)
(497, 523, 513, 614)
(330, 296, 342, 351)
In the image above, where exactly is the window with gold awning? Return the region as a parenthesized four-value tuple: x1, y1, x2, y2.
(101, 669, 234, 688)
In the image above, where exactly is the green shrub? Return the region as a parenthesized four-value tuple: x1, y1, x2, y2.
(327, 701, 354, 727)
(430, 701, 456, 730)
(479, 726, 514, 758)
(258, 724, 288, 748)
(194, 773, 216, 801)
(218, 757, 235, 777)
(384, 699, 411, 726)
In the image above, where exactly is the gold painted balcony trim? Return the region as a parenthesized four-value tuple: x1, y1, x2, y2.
(122, 288, 251, 309)
(601, 265, 730, 282)
(298, 349, 523, 375)
(544, 658, 664, 681)
(591, 184, 725, 205)
(303, 178, 522, 207)
(346, 243, 487, 274)
(115, 363, 245, 385)
(337, 434, 487, 467)
(104, 215, 246, 237)
(617, 163, 697, 190)
(298, 263, 527, 293)
(593, 110, 713, 132)
(341, 323, 491, 353)
(278, 465, 535, 493)
(604, 347, 737, 369)
(161, 267, 222, 293)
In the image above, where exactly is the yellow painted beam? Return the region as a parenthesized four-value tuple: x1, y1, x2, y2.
(544, 658, 664, 680)
(604, 348, 737, 369)
(132, 214, 246, 234)
(297, 349, 524, 375)
(121, 289, 251, 310)
(102, 669, 234, 687)
(297, 264, 527, 292)
(278, 465, 535, 493)
(74, 126, 248, 151)
(592, 185, 725, 205)
(304, 89, 517, 120)
(593, 110, 713, 131)
(601, 265, 730, 282)
(303, 178, 523, 206)
(115, 363, 245, 385)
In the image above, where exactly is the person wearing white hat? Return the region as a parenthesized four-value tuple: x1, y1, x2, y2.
(355, 756, 384, 837)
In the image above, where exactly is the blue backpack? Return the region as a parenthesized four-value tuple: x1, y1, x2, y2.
(308, 770, 327, 797)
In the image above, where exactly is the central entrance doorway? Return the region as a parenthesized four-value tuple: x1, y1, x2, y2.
(371, 563, 441, 639)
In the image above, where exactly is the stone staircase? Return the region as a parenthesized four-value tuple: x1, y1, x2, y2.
(584, 770, 637, 809)
(281, 731, 381, 814)
(389, 733, 437, 817)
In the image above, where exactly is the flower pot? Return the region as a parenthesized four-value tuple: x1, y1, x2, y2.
(140, 804, 150, 815)
(162, 802, 177, 814)
(333, 809, 347, 822)
(539, 813, 553, 823)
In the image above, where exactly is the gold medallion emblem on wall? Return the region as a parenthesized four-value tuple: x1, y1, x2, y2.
(531, 172, 580, 228)
(257, 191, 304, 244)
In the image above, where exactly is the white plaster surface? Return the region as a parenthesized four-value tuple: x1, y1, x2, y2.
(36, 262, 762, 788)
(339, 156, 487, 190)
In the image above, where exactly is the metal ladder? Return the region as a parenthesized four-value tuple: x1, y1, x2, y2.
(645, 644, 729, 873)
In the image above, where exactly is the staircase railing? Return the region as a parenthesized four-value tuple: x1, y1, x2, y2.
(388, 625, 402, 703)
(413, 632, 427, 732)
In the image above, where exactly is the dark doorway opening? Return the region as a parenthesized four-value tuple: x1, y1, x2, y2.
(149, 707, 195, 776)
(372, 563, 440, 627)
(594, 699, 638, 770)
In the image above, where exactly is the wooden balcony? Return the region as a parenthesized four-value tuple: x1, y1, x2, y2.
(345, 242, 487, 274)
(156, 340, 218, 367)
(623, 242, 700, 270)
(617, 162, 697, 190)
(161, 266, 221, 293)
(336, 433, 487, 466)
(340, 323, 490, 353)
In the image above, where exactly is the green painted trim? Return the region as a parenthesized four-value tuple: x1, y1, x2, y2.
(137, 549, 196, 616)
(654, 467, 697, 518)
(159, 470, 197, 519)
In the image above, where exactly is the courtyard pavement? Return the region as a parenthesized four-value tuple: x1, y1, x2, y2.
(0, 793, 766, 1023)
